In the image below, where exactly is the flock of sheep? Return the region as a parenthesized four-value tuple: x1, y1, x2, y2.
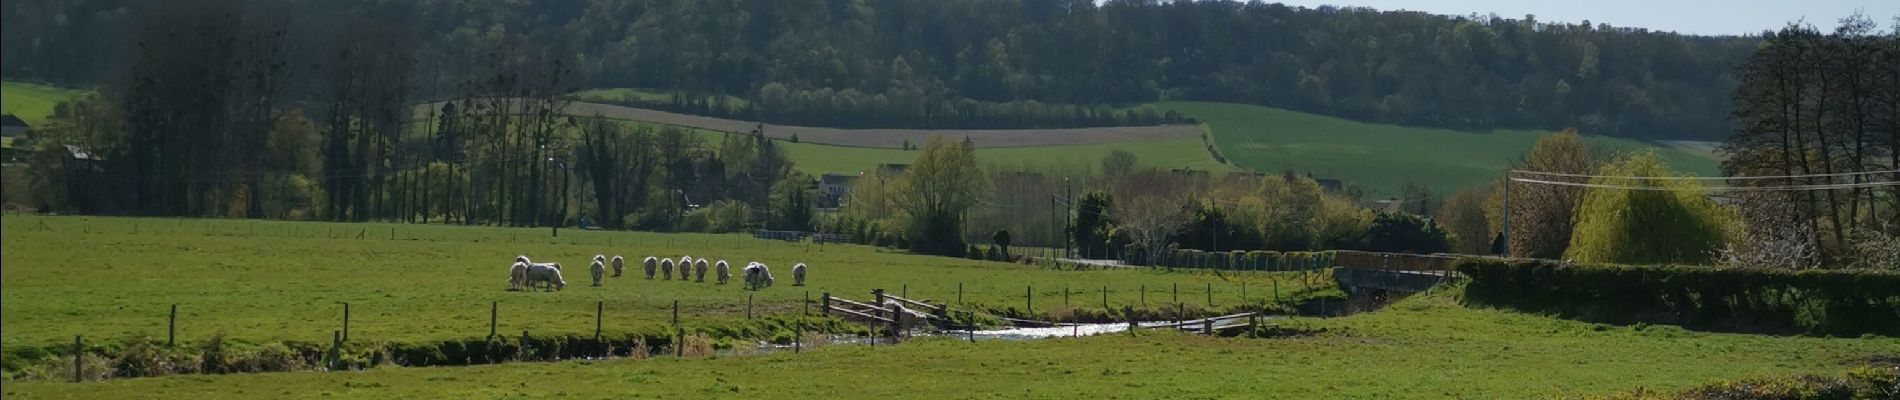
(507, 254, 808, 292)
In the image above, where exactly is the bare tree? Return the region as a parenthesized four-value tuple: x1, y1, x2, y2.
(1111, 171, 1193, 266)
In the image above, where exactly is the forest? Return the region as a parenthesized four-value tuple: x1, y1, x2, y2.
(3, 0, 1759, 138)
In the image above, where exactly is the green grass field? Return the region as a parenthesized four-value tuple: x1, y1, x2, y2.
(6, 289, 1891, 399)
(1163, 101, 1724, 199)
(606, 118, 1231, 176)
(1, 82, 86, 127)
(0, 216, 1321, 351)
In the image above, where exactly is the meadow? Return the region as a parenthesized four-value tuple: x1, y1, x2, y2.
(600, 118, 1231, 176)
(0, 82, 85, 126)
(0, 216, 1324, 352)
(1163, 101, 1724, 199)
(5, 288, 1893, 399)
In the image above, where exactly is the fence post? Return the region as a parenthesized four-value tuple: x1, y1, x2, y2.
(342, 302, 350, 342)
(902, 284, 907, 299)
(794, 323, 802, 354)
(804, 291, 810, 316)
(1273, 279, 1280, 303)
(1125, 306, 1136, 336)
(520, 330, 529, 360)
(1140, 284, 1147, 306)
(672, 300, 680, 326)
(1176, 303, 1184, 325)
(1203, 318, 1213, 335)
(489, 301, 498, 339)
(967, 311, 976, 343)
(747, 294, 754, 319)
(71, 335, 82, 383)
(1026, 286, 1033, 315)
(1173, 283, 1179, 304)
(957, 283, 963, 304)
(1064, 286, 1070, 308)
(328, 330, 341, 371)
(595, 301, 603, 341)
(822, 293, 832, 316)
(168, 304, 177, 347)
(1206, 283, 1212, 307)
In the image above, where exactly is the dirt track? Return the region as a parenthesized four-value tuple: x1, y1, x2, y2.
(564, 102, 1201, 149)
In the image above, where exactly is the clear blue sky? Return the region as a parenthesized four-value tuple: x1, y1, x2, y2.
(1268, 0, 1899, 36)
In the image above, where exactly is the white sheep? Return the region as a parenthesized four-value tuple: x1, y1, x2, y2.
(792, 263, 808, 286)
(743, 262, 775, 291)
(589, 258, 606, 286)
(527, 262, 566, 291)
(693, 259, 709, 282)
(677, 256, 694, 281)
(642, 256, 658, 279)
(610, 255, 626, 277)
(661, 258, 675, 280)
(715, 260, 731, 284)
(507, 261, 529, 291)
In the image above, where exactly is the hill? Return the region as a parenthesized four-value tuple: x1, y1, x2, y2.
(3, 0, 1760, 140)
(0, 82, 84, 126)
(1165, 101, 1722, 199)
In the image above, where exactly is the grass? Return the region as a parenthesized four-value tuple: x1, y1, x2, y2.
(1, 82, 86, 126)
(1163, 101, 1724, 199)
(0, 215, 1327, 352)
(603, 118, 1231, 176)
(5, 288, 1892, 399)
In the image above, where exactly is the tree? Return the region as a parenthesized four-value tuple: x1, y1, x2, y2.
(894, 136, 988, 256)
(1566, 152, 1734, 265)
(1070, 190, 1114, 256)
(1101, 149, 1138, 178)
(769, 172, 816, 231)
(1112, 171, 1194, 266)
(1437, 185, 1495, 254)
(1365, 212, 1451, 254)
(991, 230, 1012, 259)
(1508, 129, 1594, 258)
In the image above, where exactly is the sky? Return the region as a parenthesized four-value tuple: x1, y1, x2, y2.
(1267, 0, 1900, 36)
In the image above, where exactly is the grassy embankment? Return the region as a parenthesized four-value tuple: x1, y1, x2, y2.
(5, 284, 1892, 399)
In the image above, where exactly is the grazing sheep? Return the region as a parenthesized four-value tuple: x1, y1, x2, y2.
(792, 263, 807, 286)
(715, 260, 731, 284)
(743, 262, 775, 290)
(693, 259, 709, 282)
(661, 258, 675, 280)
(589, 259, 606, 286)
(610, 256, 625, 277)
(527, 262, 566, 291)
(642, 256, 658, 279)
(507, 261, 529, 291)
(678, 256, 694, 281)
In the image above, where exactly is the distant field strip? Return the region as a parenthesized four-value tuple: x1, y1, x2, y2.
(565, 101, 1202, 149)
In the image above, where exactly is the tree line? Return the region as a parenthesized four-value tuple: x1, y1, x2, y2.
(5, 0, 1774, 139)
(20, 0, 810, 234)
(602, 85, 1190, 130)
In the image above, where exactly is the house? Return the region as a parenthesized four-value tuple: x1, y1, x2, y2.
(818, 173, 857, 208)
(0, 115, 28, 137)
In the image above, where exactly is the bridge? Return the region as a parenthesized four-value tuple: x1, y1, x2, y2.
(1330, 250, 1460, 298)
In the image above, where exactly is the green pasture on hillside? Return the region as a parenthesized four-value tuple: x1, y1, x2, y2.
(0, 216, 1324, 351)
(1165, 101, 1723, 199)
(1, 82, 87, 126)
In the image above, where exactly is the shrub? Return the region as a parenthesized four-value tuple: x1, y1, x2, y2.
(1457, 258, 1900, 336)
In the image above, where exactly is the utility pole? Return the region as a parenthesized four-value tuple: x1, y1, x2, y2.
(1501, 172, 1511, 257)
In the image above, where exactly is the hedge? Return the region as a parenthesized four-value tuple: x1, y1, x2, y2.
(1457, 258, 1900, 336)
(1119, 246, 1335, 272)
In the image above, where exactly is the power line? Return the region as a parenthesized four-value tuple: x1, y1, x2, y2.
(1510, 169, 1899, 181)
(1508, 177, 1900, 192)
